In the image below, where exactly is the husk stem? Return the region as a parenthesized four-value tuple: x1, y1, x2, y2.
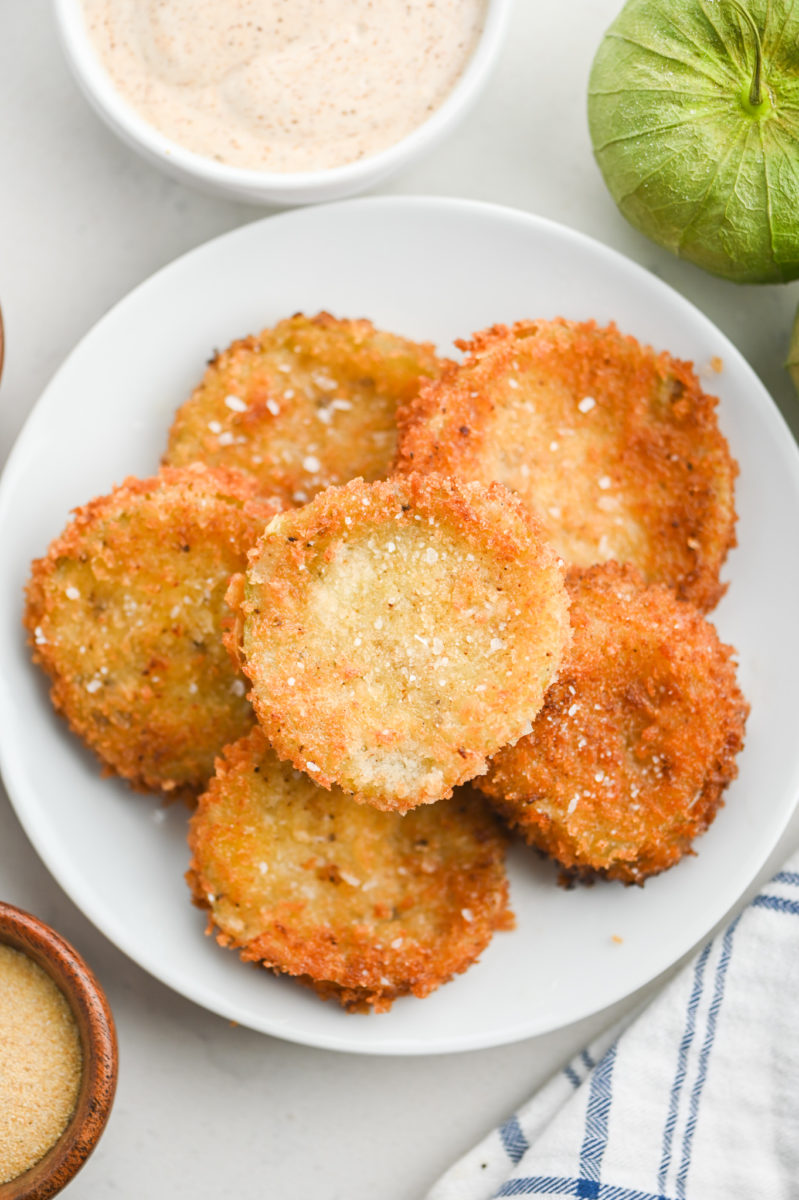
(728, 0, 770, 114)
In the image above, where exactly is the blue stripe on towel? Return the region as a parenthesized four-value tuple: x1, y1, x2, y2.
(752, 894, 799, 917)
(564, 1064, 582, 1090)
(674, 916, 740, 1198)
(772, 870, 799, 887)
(500, 1114, 530, 1165)
(495, 1178, 572, 1195)
(494, 1177, 669, 1198)
(581, 1050, 596, 1071)
(578, 1042, 617, 1184)
(495, 1178, 573, 1196)
(657, 941, 711, 1193)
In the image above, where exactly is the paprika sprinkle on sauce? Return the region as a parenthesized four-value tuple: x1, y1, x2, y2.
(80, 0, 486, 172)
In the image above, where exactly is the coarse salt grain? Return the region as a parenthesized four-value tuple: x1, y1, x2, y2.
(224, 394, 247, 412)
(578, 396, 596, 413)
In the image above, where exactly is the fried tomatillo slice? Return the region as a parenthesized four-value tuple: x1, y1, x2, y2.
(396, 319, 738, 611)
(229, 474, 571, 811)
(187, 729, 513, 1013)
(479, 563, 748, 885)
(25, 465, 280, 797)
(164, 312, 445, 506)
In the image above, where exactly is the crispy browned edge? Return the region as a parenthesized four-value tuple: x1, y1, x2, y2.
(394, 318, 738, 612)
(224, 471, 569, 810)
(23, 464, 281, 799)
(186, 730, 514, 1012)
(163, 311, 450, 502)
(479, 562, 749, 885)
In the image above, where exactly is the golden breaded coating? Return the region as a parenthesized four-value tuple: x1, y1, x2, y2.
(164, 312, 445, 506)
(479, 563, 748, 884)
(25, 465, 280, 797)
(187, 729, 513, 1012)
(396, 319, 738, 611)
(227, 474, 571, 812)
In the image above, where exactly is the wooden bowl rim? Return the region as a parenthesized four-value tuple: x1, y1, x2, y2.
(0, 902, 118, 1200)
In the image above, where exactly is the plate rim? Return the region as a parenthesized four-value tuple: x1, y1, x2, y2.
(2, 194, 798, 1055)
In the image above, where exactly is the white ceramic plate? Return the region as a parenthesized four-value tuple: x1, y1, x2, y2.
(1, 197, 798, 1055)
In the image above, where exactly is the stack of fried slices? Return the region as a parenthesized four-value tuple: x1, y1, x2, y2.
(25, 313, 748, 1012)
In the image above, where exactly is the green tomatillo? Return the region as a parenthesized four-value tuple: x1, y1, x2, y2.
(588, 0, 799, 283)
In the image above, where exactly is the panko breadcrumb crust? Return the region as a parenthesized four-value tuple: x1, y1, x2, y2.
(24, 464, 280, 798)
(395, 319, 738, 611)
(479, 563, 748, 884)
(164, 312, 446, 506)
(227, 473, 571, 812)
(187, 729, 514, 1012)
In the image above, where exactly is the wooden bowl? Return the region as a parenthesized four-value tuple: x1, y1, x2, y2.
(0, 903, 118, 1199)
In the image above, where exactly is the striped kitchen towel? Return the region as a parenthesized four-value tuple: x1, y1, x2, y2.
(426, 853, 799, 1200)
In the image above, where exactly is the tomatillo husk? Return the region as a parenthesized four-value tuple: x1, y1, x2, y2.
(588, 0, 799, 284)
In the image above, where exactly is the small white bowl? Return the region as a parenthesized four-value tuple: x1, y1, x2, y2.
(53, 0, 513, 206)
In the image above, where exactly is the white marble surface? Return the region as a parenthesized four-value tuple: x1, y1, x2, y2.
(1, 2, 798, 1197)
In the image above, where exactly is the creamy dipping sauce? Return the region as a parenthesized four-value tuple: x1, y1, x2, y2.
(81, 0, 487, 172)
